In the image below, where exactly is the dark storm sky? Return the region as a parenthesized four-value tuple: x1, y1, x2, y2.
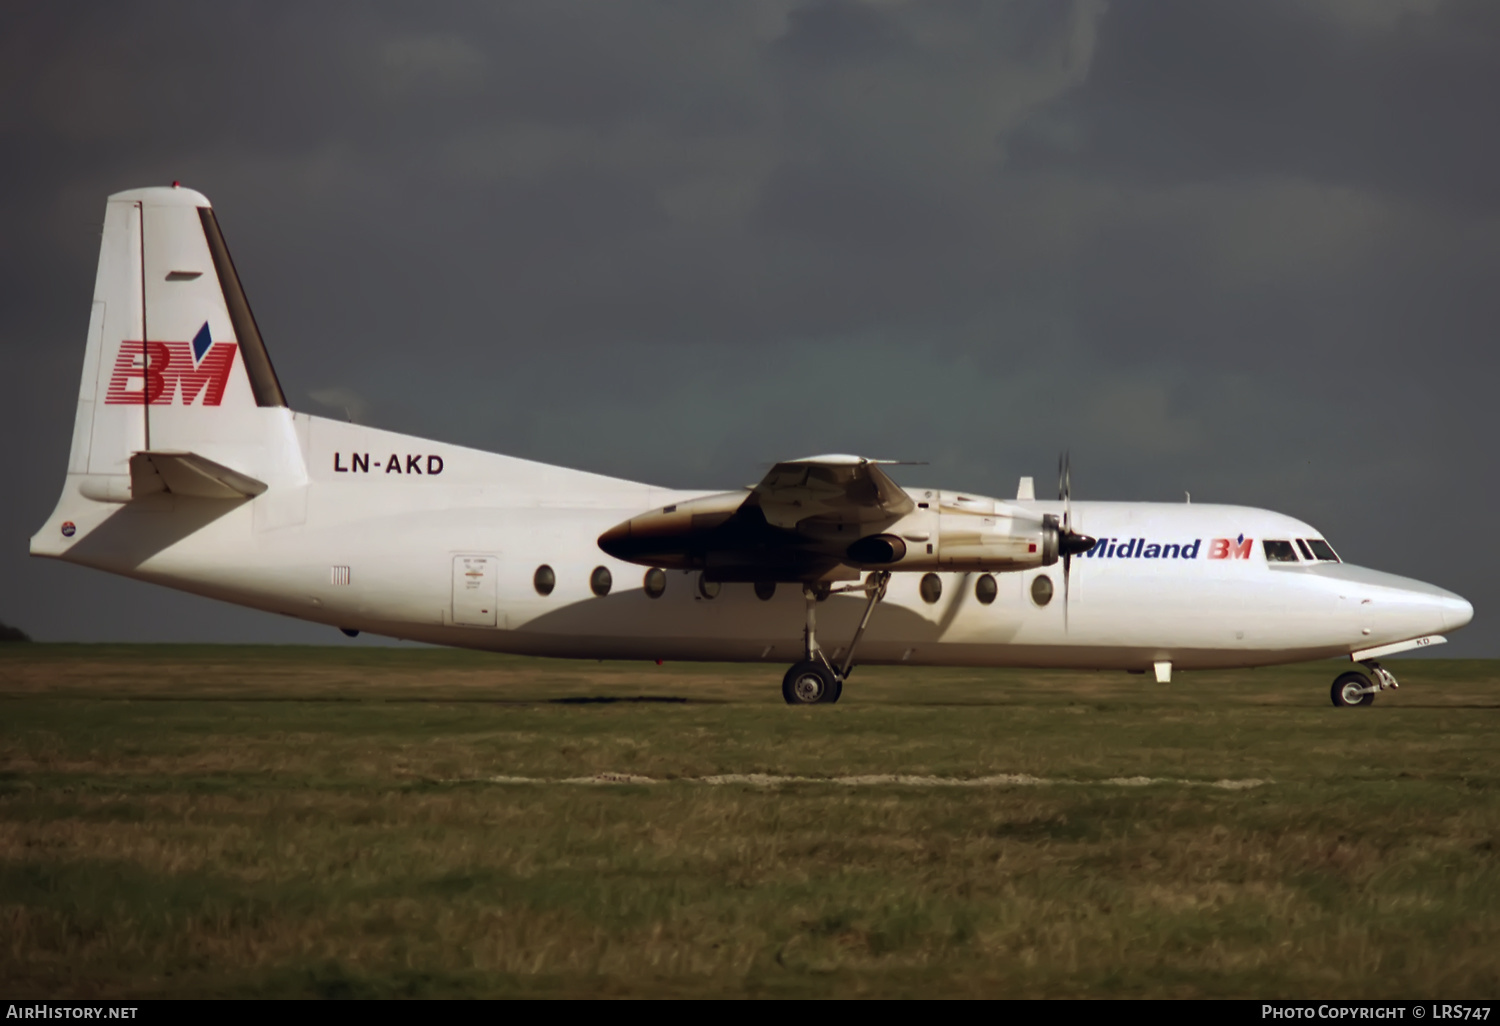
(2, 0, 1495, 654)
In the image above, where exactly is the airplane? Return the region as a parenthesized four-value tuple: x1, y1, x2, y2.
(30, 186, 1475, 708)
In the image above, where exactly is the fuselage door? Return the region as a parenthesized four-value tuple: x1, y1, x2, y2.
(452, 554, 499, 627)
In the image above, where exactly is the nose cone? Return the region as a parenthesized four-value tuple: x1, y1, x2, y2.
(1442, 593, 1474, 632)
(1397, 583, 1473, 639)
(1399, 584, 1474, 639)
(1317, 564, 1475, 643)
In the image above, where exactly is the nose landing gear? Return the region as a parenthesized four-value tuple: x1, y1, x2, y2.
(781, 571, 890, 706)
(1330, 661, 1401, 708)
(782, 660, 840, 705)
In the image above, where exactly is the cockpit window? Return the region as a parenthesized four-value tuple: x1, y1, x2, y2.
(1295, 539, 1314, 561)
(1263, 540, 1298, 563)
(1307, 539, 1340, 562)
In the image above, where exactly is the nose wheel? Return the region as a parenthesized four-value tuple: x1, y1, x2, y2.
(1331, 662, 1399, 708)
(782, 661, 841, 705)
(781, 572, 889, 706)
(1331, 671, 1376, 707)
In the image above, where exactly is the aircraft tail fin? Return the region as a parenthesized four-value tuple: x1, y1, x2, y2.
(69, 185, 288, 482)
(33, 186, 303, 557)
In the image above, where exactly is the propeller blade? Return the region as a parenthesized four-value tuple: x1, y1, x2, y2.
(1061, 450, 1073, 533)
(1057, 450, 1086, 631)
(1063, 551, 1071, 632)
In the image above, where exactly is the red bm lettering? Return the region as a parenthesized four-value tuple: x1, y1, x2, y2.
(104, 340, 238, 405)
(1208, 538, 1254, 560)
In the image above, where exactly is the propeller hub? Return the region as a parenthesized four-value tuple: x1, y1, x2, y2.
(1040, 517, 1095, 564)
(1060, 531, 1097, 557)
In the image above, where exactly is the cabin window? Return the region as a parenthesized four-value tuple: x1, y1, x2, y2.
(533, 565, 555, 596)
(975, 573, 998, 605)
(590, 566, 612, 597)
(1263, 540, 1298, 563)
(919, 573, 942, 604)
(1031, 575, 1054, 607)
(1296, 539, 1314, 561)
(643, 567, 666, 599)
(754, 580, 776, 601)
(698, 574, 721, 599)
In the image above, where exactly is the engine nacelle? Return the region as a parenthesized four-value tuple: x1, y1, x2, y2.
(596, 490, 747, 570)
(845, 534, 907, 565)
(935, 510, 1058, 571)
(837, 499, 1057, 572)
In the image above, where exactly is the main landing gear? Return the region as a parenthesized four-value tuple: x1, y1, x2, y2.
(1331, 661, 1401, 708)
(782, 571, 890, 706)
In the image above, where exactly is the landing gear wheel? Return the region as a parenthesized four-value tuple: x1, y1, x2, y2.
(1331, 671, 1375, 708)
(782, 661, 841, 705)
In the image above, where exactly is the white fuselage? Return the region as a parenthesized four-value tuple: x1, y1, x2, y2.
(34, 185, 1473, 678)
(32, 409, 1472, 672)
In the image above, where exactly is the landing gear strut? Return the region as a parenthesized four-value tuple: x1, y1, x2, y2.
(781, 572, 890, 706)
(1330, 660, 1401, 708)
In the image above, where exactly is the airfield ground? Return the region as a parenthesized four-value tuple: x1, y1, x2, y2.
(0, 645, 1496, 998)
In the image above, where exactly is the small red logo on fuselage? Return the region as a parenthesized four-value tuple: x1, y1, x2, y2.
(1207, 537, 1254, 559)
(104, 336, 238, 406)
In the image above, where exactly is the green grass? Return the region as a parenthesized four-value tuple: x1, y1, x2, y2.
(0, 647, 1497, 997)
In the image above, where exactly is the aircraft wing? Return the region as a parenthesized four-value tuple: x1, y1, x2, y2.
(597, 454, 916, 581)
(746, 455, 915, 530)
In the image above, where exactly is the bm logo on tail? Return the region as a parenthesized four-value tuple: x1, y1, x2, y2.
(104, 322, 238, 406)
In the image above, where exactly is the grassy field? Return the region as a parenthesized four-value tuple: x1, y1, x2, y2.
(0, 645, 1497, 998)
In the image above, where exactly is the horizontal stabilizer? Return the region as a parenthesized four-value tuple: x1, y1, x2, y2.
(129, 450, 267, 500)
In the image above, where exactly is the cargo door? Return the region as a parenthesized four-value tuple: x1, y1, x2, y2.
(452, 554, 499, 627)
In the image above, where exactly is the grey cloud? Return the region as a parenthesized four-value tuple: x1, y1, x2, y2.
(1009, 0, 1500, 210)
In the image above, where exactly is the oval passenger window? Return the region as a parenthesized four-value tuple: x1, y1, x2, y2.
(533, 565, 555, 596)
(590, 566, 612, 597)
(919, 573, 943, 604)
(975, 574, 998, 605)
(1031, 575, 1054, 607)
(643, 567, 666, 598)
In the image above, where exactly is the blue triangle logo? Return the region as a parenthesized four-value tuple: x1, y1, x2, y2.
(191, 322, 212, 364)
